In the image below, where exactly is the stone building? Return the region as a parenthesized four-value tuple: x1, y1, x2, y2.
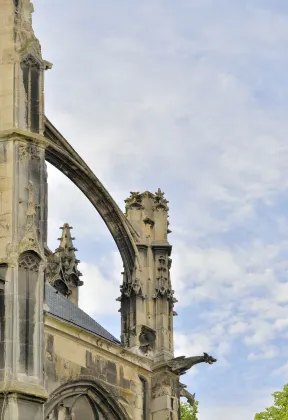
(0, 1, 216, 419)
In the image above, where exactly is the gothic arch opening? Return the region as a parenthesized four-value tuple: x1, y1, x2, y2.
(45, 380, 129, 420)
(44, 117, 140, 281)
(45, 161, 125, 338)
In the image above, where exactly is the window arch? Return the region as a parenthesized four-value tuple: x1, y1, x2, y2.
(45, 379, 129, 420)
(70, 394, 99, 420)
(19, 251, 41, 271)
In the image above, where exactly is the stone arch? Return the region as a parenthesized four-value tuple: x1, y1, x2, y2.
(44, 118, 140, 281)
(45, 379, 130, 420)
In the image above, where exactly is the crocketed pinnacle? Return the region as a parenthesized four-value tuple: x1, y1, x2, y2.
(56, 223, 78, 260)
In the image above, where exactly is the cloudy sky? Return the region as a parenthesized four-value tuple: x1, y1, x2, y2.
(33, 0, 288, 418)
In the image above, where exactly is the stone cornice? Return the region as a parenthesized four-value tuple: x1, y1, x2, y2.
(0, 380, 48, 401)
(137, 243, 149, 250)
(0, 129, 49, 148)
(45, 314, 153, 372)
(151, 243, 172, 255)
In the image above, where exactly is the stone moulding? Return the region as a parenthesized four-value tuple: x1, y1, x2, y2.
(0, 379, 48, 401)
(44, 378, 130, 420)
(45, 317, 153, 371)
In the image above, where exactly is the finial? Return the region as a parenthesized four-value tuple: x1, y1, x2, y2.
(56, 224, 77, 259)
(125, 191, 144, 210)
(154, 188, 169, 211)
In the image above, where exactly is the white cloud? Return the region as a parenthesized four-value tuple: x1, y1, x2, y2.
(174, 332, 213, 358)
(228, 321, 249, 335)
(78, 252, 122, 317)
(274, 319, 288, 330)
(272, 361, 288, 377)
(244, 320, 276, 347)
(40, 0, 288, 239)
(198, 386, 276, 420)
(248, 346, 279, 360)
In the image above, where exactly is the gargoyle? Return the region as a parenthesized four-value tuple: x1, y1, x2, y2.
(179, 383, 195, 407)
(168, 352, 217, 375)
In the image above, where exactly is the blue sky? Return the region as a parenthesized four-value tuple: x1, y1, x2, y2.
(33, 0, 288, 418)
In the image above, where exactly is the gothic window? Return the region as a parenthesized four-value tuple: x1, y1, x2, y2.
(21, 56, 41, 133)
(47, 396, 98, 420)
(19, 252, 41, 271)
(18, 252, 41, 375)
(71, 396, 98, 420)
(45, 381, 129, 420)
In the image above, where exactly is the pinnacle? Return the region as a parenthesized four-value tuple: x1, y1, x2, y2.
(56, 223, 78, 260)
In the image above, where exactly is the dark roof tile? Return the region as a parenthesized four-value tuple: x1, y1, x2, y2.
(45, 283, 121, 345)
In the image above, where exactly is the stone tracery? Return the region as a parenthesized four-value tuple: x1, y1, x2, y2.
(45, 380, 129, 420)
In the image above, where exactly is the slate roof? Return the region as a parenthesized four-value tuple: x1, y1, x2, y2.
(45, 283, 121, 345)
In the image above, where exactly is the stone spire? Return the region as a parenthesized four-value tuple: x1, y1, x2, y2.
(56, 223, 78, 259)
(46, 224, 83, 305)
(119, 189, 177, 363)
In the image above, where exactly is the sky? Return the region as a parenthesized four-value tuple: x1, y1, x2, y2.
(32, 1, 288, 418)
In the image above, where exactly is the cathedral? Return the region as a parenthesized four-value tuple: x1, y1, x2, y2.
(0, 1, 216, 419)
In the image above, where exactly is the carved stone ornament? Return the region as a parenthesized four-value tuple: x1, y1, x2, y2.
(45, 252, 61, 285)
(153, 188, 169, 211)
(152, 373, 178, 399)
(46, 224, 83, 297)
(6, 181, 44, 265)
(19, 181, 43, 258)
(6, 242, 19, 266)
(179, 383, 195, 407)
(143, 217, 154, 226)
(19, 142, 40, 160)
(119, 277, 144, 298)
(19, 251, 41, 273)
(153, 255, 176, 302)
(168, 352, 217, 375)
(15, 0, 44, 64)
(139, 326, 156, 354)
(125, 191, 144, 210)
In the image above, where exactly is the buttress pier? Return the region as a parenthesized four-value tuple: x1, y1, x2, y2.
(119, 190, 178, 364)
(0, 0, 50, 418)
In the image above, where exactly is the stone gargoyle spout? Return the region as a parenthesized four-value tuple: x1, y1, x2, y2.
(168, 352, 217, 375)
(179, 383, 195, 407)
